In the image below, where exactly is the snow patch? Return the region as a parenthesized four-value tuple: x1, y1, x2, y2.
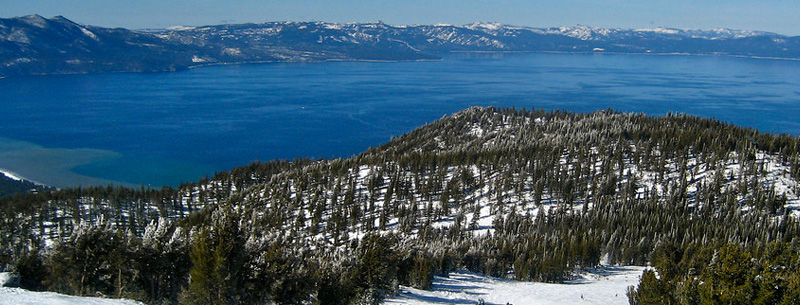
(548, 25, 616, 41)
(467, 22, 504, 31)
(0, 272, 15, 287)
(0, 168, 24, 181)
(20, 15, 48, 28)
(0, 287, 145, 305)
(222, 48, 242, 56)
(7, 30, 31, 44)
(79, 27, 99, 41)
(634, 27, 681, 35)
(386, 266, 644, 305)
(166, 26, 196, 31)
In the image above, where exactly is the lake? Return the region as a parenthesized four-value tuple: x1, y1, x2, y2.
(1, 52, 799, 187)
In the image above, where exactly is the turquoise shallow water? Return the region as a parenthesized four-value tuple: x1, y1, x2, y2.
(1, 52, 799, 187)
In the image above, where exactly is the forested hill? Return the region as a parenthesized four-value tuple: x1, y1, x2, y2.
(2, 107, 800, 304)
(0, 173, 47, 198)
(3, 15, 800, 77)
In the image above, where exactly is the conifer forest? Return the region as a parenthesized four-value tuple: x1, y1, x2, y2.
(3, 107, 800, 304)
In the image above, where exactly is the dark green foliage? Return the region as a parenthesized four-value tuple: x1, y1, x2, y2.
(45, 224, 132, 297)
(0, 173, 48, 198)
(133, 230, 191, 303)
(13, 249, 46, 291)
(636, 270, 675, 305)
(352, 234, 400, 304)
(182, 205, 248, 305)
(629, 242, 800, 305)
(397, 251, 435, 290)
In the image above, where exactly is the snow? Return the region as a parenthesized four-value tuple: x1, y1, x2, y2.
(467, 22, 504, 31)
(166, 25, 196, 31)
(20, 15, 48, 28)
(386, 266, 644, 305)
(0, 168, 23, 181)
(323, 23, 343, 30)
(0, 273, 14, 287)
(79, 27, 99, 41)
(0, 287, 144, 305)
(634, 28, 681, 35)
(547, 25, 617, 41)
(222, 48, 243, 56)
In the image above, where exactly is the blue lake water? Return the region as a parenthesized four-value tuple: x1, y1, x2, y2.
(1, 52, 799, 187)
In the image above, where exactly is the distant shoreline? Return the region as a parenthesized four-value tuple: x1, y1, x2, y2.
(0, 167, 46, 186)
(0, 168, 24, 181)
(449, 50, 800, 62)
(3, 51, 799, 80)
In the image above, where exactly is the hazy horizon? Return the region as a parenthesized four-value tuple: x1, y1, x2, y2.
(3, 0, 800, 36)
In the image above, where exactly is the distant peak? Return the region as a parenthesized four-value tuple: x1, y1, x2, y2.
(466, 22, 504, 29)
(18, 14, 49, 28)
(21, 14, 45, 20)
(49, 15, 80, 26)
(50, 15, 72, 22)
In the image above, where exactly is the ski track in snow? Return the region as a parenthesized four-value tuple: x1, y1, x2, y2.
(386, 266, 644, 305)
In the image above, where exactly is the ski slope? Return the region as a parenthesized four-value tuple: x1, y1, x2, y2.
(0, 287, 144, 305)
(385, 266, 644, 305)
(0, 266, 643, 305)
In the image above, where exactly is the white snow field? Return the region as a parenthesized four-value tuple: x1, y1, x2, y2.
(0, 287, 144, 305)
(385, 266, 644, 305)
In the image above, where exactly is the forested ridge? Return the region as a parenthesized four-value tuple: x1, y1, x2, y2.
(2, 107, 800, 304)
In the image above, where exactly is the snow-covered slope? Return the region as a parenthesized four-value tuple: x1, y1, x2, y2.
(0, 287, 144, 305)
(0, 268, 642, 305)
(386, 266, 644, 305)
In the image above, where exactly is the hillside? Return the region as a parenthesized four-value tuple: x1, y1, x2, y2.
(3, 15, 800, 77)
(2, 107, 800, 304)
(0, 172, 46, 198)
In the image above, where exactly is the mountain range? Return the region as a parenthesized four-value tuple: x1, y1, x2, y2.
(2, 15, 800, 77)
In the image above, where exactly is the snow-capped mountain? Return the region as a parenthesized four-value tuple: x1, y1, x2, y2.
(2, 15, 799, 77)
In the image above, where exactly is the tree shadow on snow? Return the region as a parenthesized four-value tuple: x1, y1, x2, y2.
(393, 291, 504, 305)
(561, 265, 640, 285)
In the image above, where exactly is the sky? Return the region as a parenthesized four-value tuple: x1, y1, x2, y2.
(2, 0, 799, 36)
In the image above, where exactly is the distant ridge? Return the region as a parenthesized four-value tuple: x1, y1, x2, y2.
(2, 15, 800, 77)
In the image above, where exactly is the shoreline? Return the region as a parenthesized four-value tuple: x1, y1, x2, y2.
(448, 49, 800, 62)
(0, 167, 47, 186)
(3, 50, 799, 79)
